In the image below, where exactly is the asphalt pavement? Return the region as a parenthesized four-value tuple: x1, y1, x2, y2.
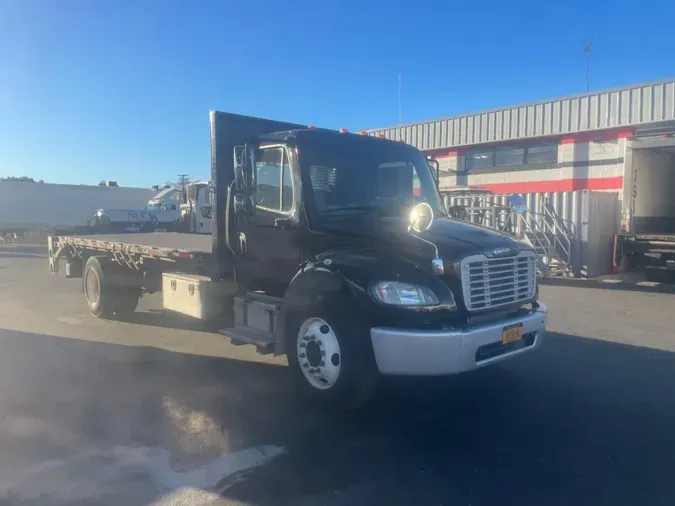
(0, 247, 674, 505)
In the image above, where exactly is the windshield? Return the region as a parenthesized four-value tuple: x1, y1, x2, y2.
(297, 135, 445, 220)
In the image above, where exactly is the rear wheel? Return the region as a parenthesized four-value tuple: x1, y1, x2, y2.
(286, 299, 378, 410)
(83, 256, 142, 319)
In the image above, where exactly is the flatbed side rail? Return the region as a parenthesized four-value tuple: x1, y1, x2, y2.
(47, 235, 207, 274)
(633, 234, 675, 243)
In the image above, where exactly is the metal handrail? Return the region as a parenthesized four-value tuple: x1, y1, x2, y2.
(444, 192, 576, 276)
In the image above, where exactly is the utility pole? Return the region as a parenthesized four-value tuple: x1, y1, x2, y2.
(584, 38, 593, 92)
(176, 174, 190, 200)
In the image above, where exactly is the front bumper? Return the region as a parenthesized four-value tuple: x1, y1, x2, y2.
(370, 303, 547, 375)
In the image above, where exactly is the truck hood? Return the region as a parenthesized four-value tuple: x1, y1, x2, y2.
(420, 216, 528, 262)
(314, 214, 529, 265)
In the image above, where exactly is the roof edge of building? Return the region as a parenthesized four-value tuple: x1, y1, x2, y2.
(367, 77, 675, 132)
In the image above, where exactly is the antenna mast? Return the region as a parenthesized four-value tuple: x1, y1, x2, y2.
(398, 73, 402, 123)
(584, 38, 593, 92)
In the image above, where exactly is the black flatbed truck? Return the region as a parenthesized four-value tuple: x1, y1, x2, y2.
(48, 111, 548, 409)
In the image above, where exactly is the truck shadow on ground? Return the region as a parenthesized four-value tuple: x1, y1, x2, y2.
(539, 275, 675, 293)
(0, 329, 674, 506)
(124, 308, 218, 333)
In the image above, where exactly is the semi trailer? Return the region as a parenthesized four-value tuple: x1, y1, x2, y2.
(0, 180, 156, 240)
(615, 135, 675, 281)
(48, 111, 548, 408)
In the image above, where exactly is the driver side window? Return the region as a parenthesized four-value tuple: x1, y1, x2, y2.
(254, 147, 293, 213)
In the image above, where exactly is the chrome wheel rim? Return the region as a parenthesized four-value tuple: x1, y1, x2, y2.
(84, 268, 100, 308)
(296, 317, 341, 390)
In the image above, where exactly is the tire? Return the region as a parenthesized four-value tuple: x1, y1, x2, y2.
(83, 256, 142, 319)
(286, 297, 378, 410)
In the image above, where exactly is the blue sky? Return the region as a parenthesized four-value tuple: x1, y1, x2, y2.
(1, 0, 673, 188)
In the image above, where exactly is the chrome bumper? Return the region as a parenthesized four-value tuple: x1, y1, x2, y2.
(370, 303, 547, 375)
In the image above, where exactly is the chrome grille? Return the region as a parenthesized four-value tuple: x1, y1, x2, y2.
(460, 252, 537, 311)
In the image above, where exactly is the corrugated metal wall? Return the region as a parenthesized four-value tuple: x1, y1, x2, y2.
(580, 192, 621, 277)
(443, 190, 620, 277)
(370, 79, 675, 150)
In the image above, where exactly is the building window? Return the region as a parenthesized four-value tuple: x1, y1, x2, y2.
(525, 142, 558, 164)
(465, 149, 494, 170)
(464, 141, 558, 170)
(495, 146, 525, 167)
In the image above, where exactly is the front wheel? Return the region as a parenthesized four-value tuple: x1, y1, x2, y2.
(295, 317, 343, 391)
(287, 303, 378, 410)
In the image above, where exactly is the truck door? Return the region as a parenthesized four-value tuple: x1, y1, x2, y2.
(236, 145, 300, 293)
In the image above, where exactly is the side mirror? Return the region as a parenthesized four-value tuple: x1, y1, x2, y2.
(233, 144, 256, 189)
(426, 157, 440, 184)
(409, 202, 434, 233)
(233, 145, 245, 189)
(246, 145, 256, 188)
(508, 194, 526, 215)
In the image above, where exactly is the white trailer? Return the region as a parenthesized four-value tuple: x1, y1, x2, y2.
(616, 134, 675, 279)
(0, 181, 155, 239)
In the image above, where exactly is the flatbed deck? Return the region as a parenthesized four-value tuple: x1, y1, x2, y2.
(631, 233, 675, 243)
(50, 232, 213, 265)
(64, 232, 213, 253)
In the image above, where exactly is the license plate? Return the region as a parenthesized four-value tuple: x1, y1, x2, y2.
(502, 323, 524, 344)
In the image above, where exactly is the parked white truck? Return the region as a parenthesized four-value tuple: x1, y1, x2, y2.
(93, 181, 212, 234)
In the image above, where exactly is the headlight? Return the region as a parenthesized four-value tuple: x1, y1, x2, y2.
(372, 281, 440, 306)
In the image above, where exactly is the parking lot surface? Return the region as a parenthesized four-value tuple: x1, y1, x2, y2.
(0, 248, 674, 505)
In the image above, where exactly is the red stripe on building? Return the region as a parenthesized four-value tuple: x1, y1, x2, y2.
(426, 148, 463, 158)
(444, 176, 624, 194)
(559, 127, 633, 145)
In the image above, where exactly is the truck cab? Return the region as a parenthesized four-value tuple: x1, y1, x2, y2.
(209, 113, 547, 408)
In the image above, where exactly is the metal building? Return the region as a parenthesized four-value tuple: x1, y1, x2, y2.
(369, 78, 675, 197)
(369, 79, 675, 277)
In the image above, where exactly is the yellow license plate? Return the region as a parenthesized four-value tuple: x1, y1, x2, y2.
(502, 324, 524, 344)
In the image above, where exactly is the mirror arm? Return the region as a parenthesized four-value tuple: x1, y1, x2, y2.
(225, 181, 237, 257)
(409, 232, 439, 258)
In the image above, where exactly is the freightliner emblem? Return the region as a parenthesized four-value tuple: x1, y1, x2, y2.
(488, 247, 515, 257)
